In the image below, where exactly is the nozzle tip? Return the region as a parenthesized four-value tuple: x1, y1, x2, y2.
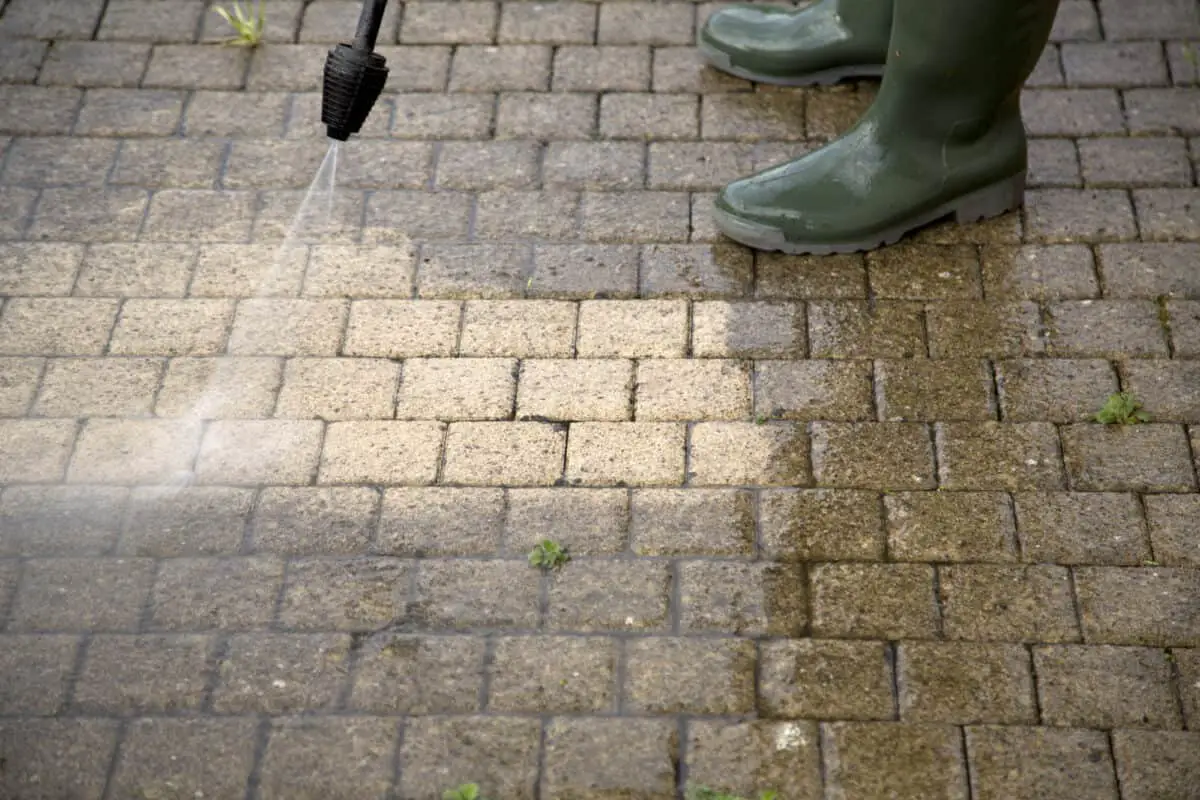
(326, 126, 351, 142)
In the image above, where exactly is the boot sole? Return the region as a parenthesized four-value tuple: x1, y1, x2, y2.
(712, 173, 1026, 255)
(698, 39, 885, 86)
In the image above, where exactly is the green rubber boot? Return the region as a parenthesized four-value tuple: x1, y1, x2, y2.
(712, 0, 1060, 255)
(698, 0, 892, 86)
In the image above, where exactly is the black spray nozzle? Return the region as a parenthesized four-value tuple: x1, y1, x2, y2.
(321, 0, 389, 141)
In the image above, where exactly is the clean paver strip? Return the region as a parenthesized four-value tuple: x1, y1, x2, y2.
(0, 0, 1198, 797)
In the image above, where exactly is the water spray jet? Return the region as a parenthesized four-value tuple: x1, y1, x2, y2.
(321, 0, 390, 142)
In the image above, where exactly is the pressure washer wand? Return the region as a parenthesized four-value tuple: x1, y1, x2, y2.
(321, 0, 390, 141)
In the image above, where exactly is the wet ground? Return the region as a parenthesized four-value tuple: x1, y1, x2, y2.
(0, 0, 1198, 797)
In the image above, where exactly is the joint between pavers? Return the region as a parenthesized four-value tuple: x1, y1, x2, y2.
(958, 725, 976, 800)
(389, 717, 408, 799)
(98, 717, 129, 800)
(243, 716, 272, 800)
(479, 633, 497, 711)
(885, 641, 900, 721)
(200, 634, 232, 712)
(673, 714, 688, 797)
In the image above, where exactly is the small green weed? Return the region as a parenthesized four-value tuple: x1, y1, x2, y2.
(1093, 392, 1150, 425)
(528, 539, 570, 571)
(212, 0, 265, 46)
(687, 788, 778, 800)
(442, 784, 485, 800)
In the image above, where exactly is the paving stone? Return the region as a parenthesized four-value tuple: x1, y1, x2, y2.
(600, 92, 699, 140)
(1028, 45, 1066, 87)
(0, 85, 81, 135)
(297, 0, 398, 42)
(505, 488, 627, 555)
(1125, 88, 1200, 135)
(1099, 242, 1200, 298)
(488, 635, 615, 712)
(577, 299, 687, 357)
(0, 719, 119, 800)
(38, 40, 151, 87)
(319, 421, 444, 485)
(109, 718, 258, 800)
(0, 634, 79, 715)
(1169, 299, 1200, 355)
(499, 1, 596, 43)
(968, 730, 1119, 799)
(220, 139, 329, 190)
(109, 298, 234, 356)
(0, 356, 41, 417)
(279, 557, 409, 631)
(702, 92, 806, 141)
(1167, 41, 1200, 84)
(1180, 647, 1200, 725)
(687, 720, 822, 799)
(344, 301, 460, 358)
(0, 186, 36, 238)
(460, 301, 576, 358)
(866, 244, 983, 300)
(76, 242, 197, 296)
(401, 0, 495, 43)
(639, 243, 752, 298)
(195, 419, 324, 485)
(759, 488, 886, 561)
(28, 187, 148, 242)
(1016, 491, 1150, 565)
(255, 189, 363, 245)
(898, 642, 1036, 724)
(630, 488, 753, 556)
(926, 300, 1045, 358)
(302, 244, 417, 299)
(1021, 89, 1125, 136)
(1027, 138, 1081, 187)
(395, 357, 516, 420)
(0, 560, 15, 619)
(516, 359, 634, 421)
(186, 90, 290, 137)
(624, 636, 755, 714)
(936, 422, 1065, 491)
(680, 560, 805, 636)
(436, 140, 539, 190)
(211, 633, 350, 713)
(1080, 136, 1192, 187)
(397, 716, 541, 800)
(0, 243, 84, 296)
(811, 422, 935, 490)
(1075, 566, 1200, 646)
(758, 638, 892, 719)
(1135, 187, 1200, 240)
(32, 357, 160, 418)
(807, 300, 925, 358)
(0, 485, 126, 556)
(333, 139, 435, 189)
(156, 356, 282, 419)
(547, 559, 670, 632)
(1099, 0, 1200, 39)
(244, 44, 327, 91)
(1035, 644, 1180, 729)
(542, 718, 677, 798)
(885, 491, 1017, 563)
(690, 304, 803, 360)
(528, 244, 639, 299)
(363, 190, 472, 242)
(416, 243, 531, 299)
(0, 419, 76, 483)
(938, 565, 1081, 643)
(652, 45, 752, 93)
(496, 91, 597, 139)
(1026, 188, 1138, 242)
(2, 137, 119, 188)
(251, 486, 378, 555)
(553, 45, 650, 91)
(450, 44, 552, 91)
(995, 358, 1117, 423)
(598, 2, 693, 44)
(689, 421, 810, 486)
(275, 358, 399, 420)
(150, 557, 284, 631)
(227, 299, 346, 356)
(1144, 494, 1200, 567)
(1063, 42, 1170, 87)
(143, 43, 249, 89)
(189, 243, 306, 298)
(876, 358, 995, 422)
(75, 88, 185, 135)
(258, 717, 397, 800)
(443, 421, 567, 485)
(635, 359, 750, 421)
(581, 190, 690, 243)
(412, 559, 541, 629)
(142, 188, 256, 243)
(95, 0, 205, 41)
(1112, 730, 1200, 800)
(121, 485, 253, 556)
(68, 418, 202, 485)
(566, 422, 684, 486)
(0, 0, 107, 38)
(805, 87, 875, 140)
(648, 141, 757, 190)
(824, 722, 968, 800)
(73, 634, 212, 713)
(811, 563, 938, 639)
(1061, 423, 1196, 492)
(349, 633, 485, 713)
(544, 141, 646, 190)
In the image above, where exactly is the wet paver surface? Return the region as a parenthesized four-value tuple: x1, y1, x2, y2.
(0, 0, 1199, 797)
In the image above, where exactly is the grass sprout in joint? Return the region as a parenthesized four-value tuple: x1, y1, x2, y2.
(1093, 392, 1151, 425)
(443, 784, 485, 800)
(212, 0, 266, 46)
(529, 539, 570, 571)
(688, 787, 779, 800)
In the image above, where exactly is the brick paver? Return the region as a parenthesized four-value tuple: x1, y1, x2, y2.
(0, 0, 1198, 797)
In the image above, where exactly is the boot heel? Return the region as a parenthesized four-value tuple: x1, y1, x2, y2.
(952, 173, 1026, 223)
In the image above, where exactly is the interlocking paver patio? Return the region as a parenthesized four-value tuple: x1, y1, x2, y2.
(0, 0, 1198, 797)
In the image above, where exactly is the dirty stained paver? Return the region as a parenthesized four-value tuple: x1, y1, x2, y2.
(0, 0, 1199, 798)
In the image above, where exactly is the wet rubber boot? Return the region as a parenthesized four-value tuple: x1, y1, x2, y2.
(698, 0, 892, 86)
(711, 0, 1061, 255)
